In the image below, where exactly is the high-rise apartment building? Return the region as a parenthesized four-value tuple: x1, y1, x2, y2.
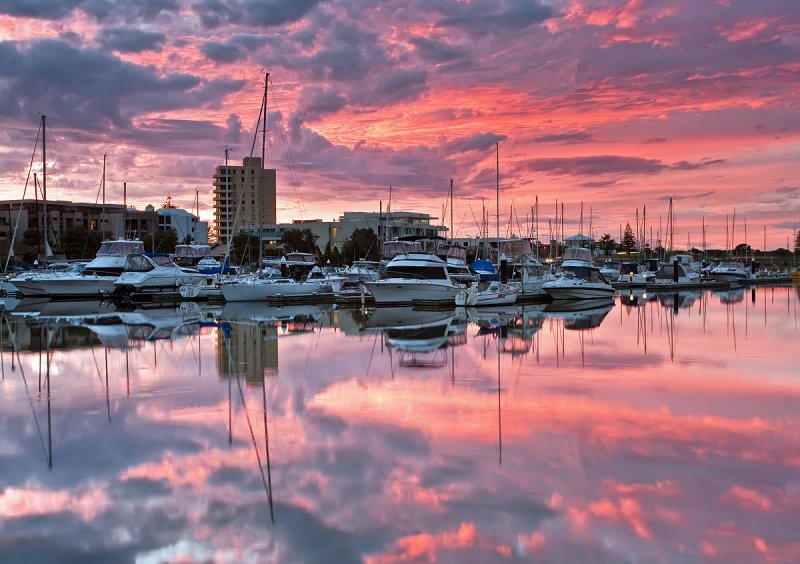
(213, 156, 276, 244)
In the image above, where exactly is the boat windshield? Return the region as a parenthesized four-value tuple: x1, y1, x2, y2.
(385, 266, 448, 280)
(174, 245, 212, 258)
(97, 241, 144, 256)
(124, 255, 154, 272)
(563, 265, 605, 282)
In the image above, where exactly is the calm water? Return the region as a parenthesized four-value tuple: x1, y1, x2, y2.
(1, 287, 799, 563)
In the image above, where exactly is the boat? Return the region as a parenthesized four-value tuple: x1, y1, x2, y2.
(262, 252, 319, 280)
(456, 281, 518, 306)
(363, 252, 462, 305)
(10, 239, 144, 298)
(220, 269, 330, 302)
(179, 274, 225, 300)
(171, 244, 226, 274)
(599, 260, 622, 281)
(345, 260, 380, 282)
(710, 260, 752, 283)
(653, 261, 700, 284)
(437, 244, 478, 285)
(616, 262, 654, 286)
(113, 253, 207, 296)
(542, 248, 615, 300)
(305, 266, 345, 293)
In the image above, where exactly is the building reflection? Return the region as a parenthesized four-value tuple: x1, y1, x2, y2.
(216, 303, 323, 382)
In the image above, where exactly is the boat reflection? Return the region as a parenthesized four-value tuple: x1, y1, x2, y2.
(544, 298, 614, 330)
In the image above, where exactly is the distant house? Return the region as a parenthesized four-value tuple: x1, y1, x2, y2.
(564, 233, 594, 248)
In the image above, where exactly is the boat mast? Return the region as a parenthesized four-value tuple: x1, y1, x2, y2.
(260, 72, 269, 267)
(41, 115, 50, 261)
(102, 154, 106, 239)
(449, 178, 454, 245)
(496, 143, 500, 258)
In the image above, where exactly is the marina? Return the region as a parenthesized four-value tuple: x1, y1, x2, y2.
(0, 285, 798, 560)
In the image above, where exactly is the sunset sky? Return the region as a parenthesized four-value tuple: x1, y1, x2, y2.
(0, 0, 798, 248)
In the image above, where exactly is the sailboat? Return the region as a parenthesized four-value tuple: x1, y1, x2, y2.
(10, 148, 145, 298)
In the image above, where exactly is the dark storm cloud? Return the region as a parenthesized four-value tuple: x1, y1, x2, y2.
(444, 132, 507, 154)
(97, 27, 166, 53)
(435, 0, 555, 35)
(0, 0, 83, 19)
(0, 0, 179, 21)
(200, 40, 243, 63)
(526, 155, 666, 176)
(531, 131, 594, 144)
(0, 39, 244, 132)
(409, 36, 469, 64)
(670, 158, 726, 170)
(193, 0, 322, 28)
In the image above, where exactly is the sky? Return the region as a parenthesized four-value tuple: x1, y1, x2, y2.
(0, 0, 798, 248)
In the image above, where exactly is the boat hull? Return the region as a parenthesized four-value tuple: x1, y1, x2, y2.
(364, 280, 461, 305)
(543, 281, 616, 300)
(10, 275, 117, 298)
(221, 281, 328, 302)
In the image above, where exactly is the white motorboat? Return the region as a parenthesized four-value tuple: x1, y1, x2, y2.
(363, 252, 462, 305)
(306, 266, 345, 293)
(345, 260, 380, 282)
(543, 248, 615, 300)
(616, 262, 654, 286)
(171, 244, 224, 274)
(653, 261, 700, 284)
(10, 239, 144, 298)
(599, 260, 622, 281)
(220, 271, 330, 302)
(179, 275, 225, 300)
(508, 256, 552, 297)
(456, 281, 518, 306)
(114, 253, 207, 295)
(710, 260, 752, 283)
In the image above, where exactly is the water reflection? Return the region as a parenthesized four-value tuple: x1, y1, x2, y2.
(0, 287, 798, 561)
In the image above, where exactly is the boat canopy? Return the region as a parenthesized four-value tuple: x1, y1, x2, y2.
(97, 240, 145, 256)
(384, 240, 423, 259)
(173, 244, 212, 259)
(563, 247, 593, 263)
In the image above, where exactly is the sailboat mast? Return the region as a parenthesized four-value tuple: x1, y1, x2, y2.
(102, 154, 106, 237)
(495, 143, 500, 251)
(41, 115, 46, 201)
(262, 72, 269, 170)
(449, 178, 454, 244)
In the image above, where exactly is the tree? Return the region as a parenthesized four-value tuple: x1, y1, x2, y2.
(230, 233, 261, 266)
(280, 228, 317, 253)
(622, 223, 636, 255)
(162, 196, 177, 209)
(143, 228, 178, 254)
(340, 228, 378, 264)
(61, 225, 106, 259)
(598, 233, 616, 256)
(330, 245, 341, 266)
(795, 229, 800, 254)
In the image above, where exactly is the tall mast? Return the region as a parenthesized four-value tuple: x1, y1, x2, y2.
(123, 181, 127, 239)
(495, 143, 500, 251)
(449, 178, 454, 244)
(41, 115, 46, 201)
(225, 146, 230, 248)
(102, 154, 106, 238)
(262, 72, 269, 170)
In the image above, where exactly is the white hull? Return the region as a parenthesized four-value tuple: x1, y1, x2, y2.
(221, 280, 328, 302)
(543, 280, 616, 300)
(364, 280, 461, 304)
(711, 272, 751, 283)
(11, 275, 117, 298)
(115, 272, 206, 293)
